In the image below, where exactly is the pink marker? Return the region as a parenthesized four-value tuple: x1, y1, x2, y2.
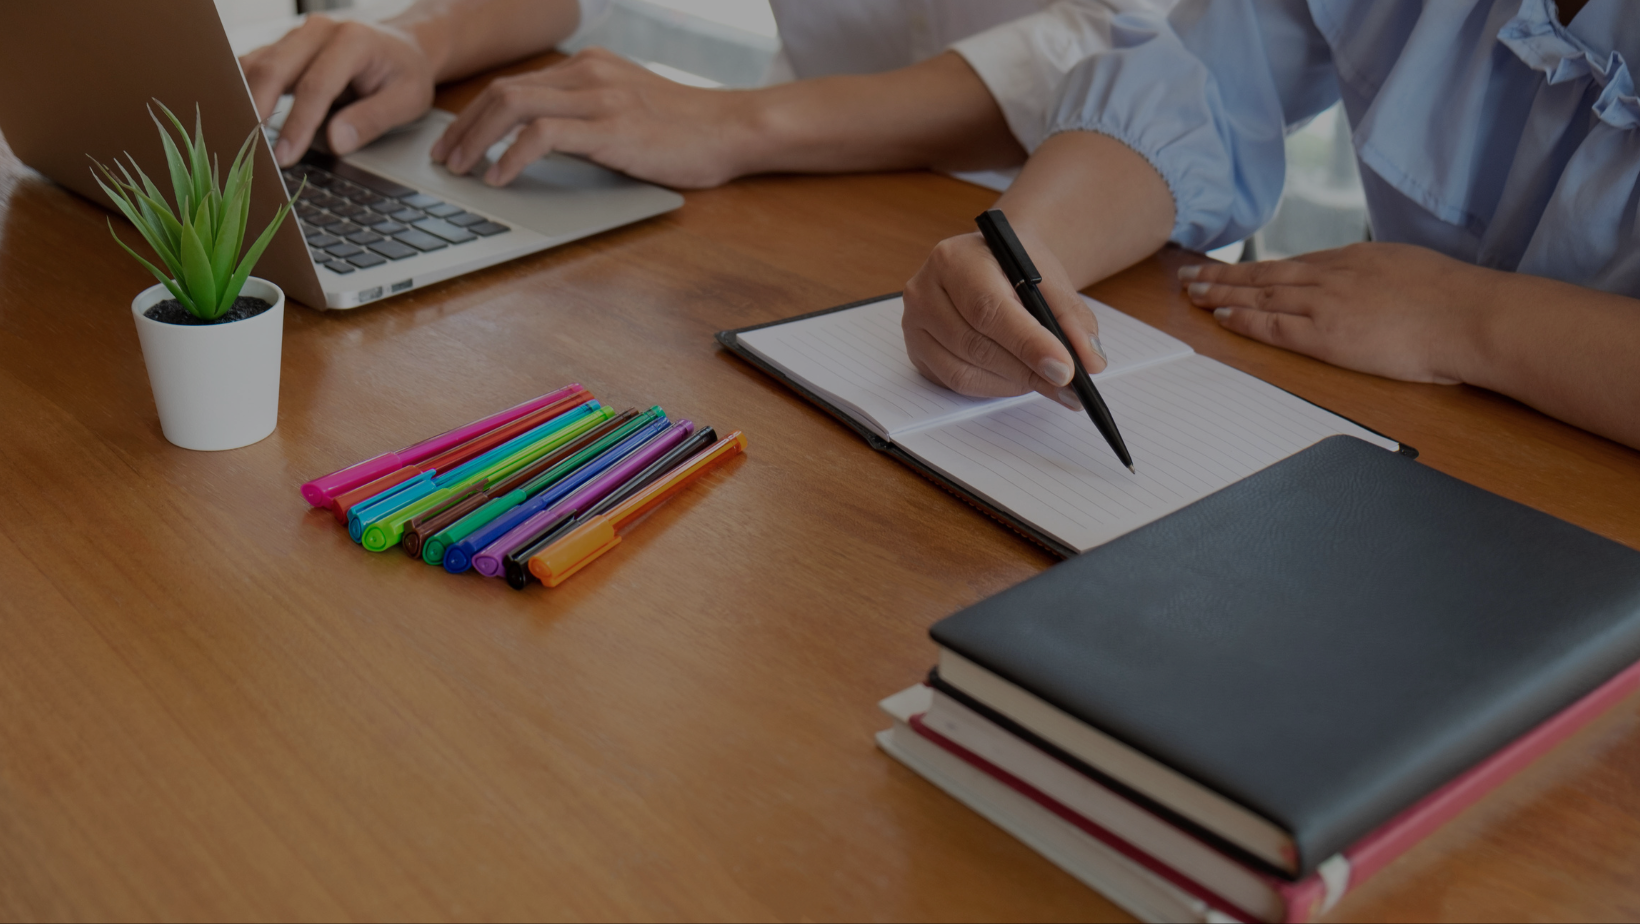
(299, 384, 584, 507)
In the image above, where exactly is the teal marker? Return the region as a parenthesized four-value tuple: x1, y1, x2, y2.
(347, 471, 436, 542)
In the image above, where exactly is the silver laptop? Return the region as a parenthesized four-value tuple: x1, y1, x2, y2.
(0, 0, 684, 310)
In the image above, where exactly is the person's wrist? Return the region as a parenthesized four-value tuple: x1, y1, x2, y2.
(394, 12, 453, 80)
(1435, 262, 1508, 387)
(724, 88, 787, 179)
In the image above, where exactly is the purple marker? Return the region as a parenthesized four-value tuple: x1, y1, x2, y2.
(470, 420, 696, 577)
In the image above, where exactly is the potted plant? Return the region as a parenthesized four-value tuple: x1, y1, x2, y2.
(92, 102, 297, 451)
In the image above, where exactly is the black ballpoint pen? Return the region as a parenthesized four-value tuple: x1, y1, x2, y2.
(974, 208, 1136, 473)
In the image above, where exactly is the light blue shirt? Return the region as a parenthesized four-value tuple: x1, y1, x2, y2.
(1049, 0, 1640, 294)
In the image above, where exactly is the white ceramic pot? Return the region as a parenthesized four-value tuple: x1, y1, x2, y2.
(131, 277, 284, 451)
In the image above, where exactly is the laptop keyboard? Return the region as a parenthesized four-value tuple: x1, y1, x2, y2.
(281, 154, 510, 276)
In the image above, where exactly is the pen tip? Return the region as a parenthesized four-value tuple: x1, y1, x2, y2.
(1126, 464, 1137, 475)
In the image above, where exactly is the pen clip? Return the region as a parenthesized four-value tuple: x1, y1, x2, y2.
(976, 209, 1042, 285)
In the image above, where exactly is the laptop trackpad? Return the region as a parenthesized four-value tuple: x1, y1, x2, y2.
(496, 147, 628, 191)
(341, 109, 679, 240)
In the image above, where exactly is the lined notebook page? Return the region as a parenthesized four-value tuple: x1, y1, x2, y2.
(894, 356, 1399, 552)
(736, 296, 1192, 439)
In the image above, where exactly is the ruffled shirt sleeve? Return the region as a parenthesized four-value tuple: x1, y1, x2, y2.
(1045, 0, 1338, 251)
(950, 0, 1177, 153)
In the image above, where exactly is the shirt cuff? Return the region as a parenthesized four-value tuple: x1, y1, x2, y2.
(951, 0, 1175, 153)
(1043, 12, 1258, 251)
(567, 0, 613, 45)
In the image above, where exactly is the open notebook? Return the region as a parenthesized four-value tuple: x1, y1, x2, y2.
(718, 294, 1406, 556)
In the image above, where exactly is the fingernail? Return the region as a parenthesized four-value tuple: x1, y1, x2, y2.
(273, 138, 293, 165)
(1089, 333, 1107, 364)
(1177, 264, 1202, 281)
(1057, 387, 1082, 410)
(484, 164, 502, 186)
(1213, 307, 1232, 322)
(1187, 282, 1210, 300)
(1038, 359, 1072, 386)
(330, 122, 358, 154)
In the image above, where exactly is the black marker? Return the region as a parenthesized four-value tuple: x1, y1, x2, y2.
(975, 209, 1135, 473)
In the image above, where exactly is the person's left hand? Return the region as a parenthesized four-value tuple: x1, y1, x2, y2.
(430, 47, 754, 189)
(1180, 242, 1492, 385)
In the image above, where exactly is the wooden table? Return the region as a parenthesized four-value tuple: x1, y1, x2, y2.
(3, 58, 1639, 923)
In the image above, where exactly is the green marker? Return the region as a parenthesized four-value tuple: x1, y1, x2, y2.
(359, 407, 611, 551)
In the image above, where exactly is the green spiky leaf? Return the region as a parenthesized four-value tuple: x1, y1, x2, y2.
(151, 103, 195, 217)
(179, 216, 222, 319)
(219, 192, 293, 316)
(110, 158, 185, 271)
(210, 173, 246, 285)
(107, 219, 195, 314)
(188, 108, 211, 219)
(93, 168, 183, 280)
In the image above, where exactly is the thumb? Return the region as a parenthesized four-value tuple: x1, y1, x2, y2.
(1006, 223, 1108, 375)
(328, 81, 429, 155)
(1040, 280, 1106, 375)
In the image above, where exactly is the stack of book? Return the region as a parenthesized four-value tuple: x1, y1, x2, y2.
(878, 437, 1640, 923)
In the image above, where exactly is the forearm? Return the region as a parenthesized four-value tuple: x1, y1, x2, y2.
(1451, 272, 1640, 449)
(735, 51, 1025, 177)
(993, 130, 1174, 289)
(388, 0, 582, 83)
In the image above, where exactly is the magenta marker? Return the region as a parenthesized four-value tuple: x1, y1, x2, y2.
(299, 384, 584, 507)
(470, 420, 696, 577)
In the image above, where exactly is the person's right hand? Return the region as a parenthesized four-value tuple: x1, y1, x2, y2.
(902, 229, 1107, 410)
(240, 15, 437, 167)
(428, 48, 758, 190)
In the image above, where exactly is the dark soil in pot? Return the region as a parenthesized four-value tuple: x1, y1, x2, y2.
(144, 296, 273, 326)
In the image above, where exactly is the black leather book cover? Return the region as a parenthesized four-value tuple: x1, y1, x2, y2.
(931, 435, 1640, 878)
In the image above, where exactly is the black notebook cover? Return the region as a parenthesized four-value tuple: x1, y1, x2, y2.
(930, 435, 1640, 878)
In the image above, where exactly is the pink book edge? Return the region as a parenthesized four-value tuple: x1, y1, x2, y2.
(1316, 654, 1640, 919)
(908, 655, 1640, 924)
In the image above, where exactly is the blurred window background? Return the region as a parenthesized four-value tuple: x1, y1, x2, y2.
(216, 0, 1370, 260)
(1254, 103, 1368, 260)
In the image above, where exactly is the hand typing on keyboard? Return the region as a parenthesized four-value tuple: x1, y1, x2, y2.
(239, 3, 584, 167)
(240, 0, 1027, 193)
(241, 17, 435, 167)
(430, 48, 757, 189)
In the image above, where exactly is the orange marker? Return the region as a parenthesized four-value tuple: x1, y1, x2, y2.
(528, 431, 747, 586)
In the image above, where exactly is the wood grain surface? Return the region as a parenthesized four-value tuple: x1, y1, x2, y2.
(1, 54, 1638, 923)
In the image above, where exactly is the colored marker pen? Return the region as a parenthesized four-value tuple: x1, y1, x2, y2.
(300, 384, 584, 507)
(468, 418, 694, 578)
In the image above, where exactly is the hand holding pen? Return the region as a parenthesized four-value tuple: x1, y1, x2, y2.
(974, 209, 1134, 472)
(902, 218, 1112, 412)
